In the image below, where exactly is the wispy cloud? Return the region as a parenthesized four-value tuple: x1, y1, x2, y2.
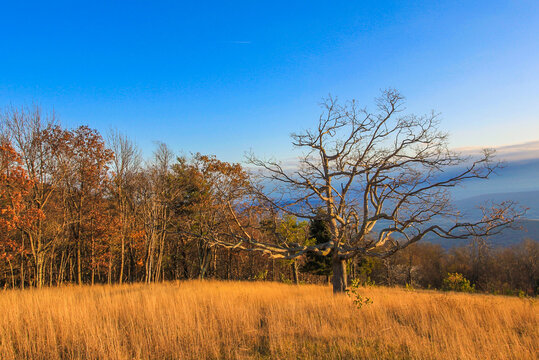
(455, 140, 539, 162)
(247, 140, 539, 172)
(224, 40, 252, 44)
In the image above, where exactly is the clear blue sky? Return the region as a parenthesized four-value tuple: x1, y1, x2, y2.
(1, 0, 538, 162)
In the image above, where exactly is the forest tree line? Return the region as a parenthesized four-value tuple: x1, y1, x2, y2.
(0, 105, 536, 295)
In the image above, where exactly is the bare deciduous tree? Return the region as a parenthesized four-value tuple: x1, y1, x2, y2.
(140, 142, 175, 283)
(108, 130, 142, 284)
(220, 89, 522, 292)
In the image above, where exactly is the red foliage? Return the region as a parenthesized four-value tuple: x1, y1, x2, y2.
(0, 141, 42, 260)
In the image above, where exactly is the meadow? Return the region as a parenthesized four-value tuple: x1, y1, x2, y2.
(0, 281, 536, 360)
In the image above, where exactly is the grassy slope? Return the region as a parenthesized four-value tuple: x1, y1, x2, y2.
(0, 281, 537, 360)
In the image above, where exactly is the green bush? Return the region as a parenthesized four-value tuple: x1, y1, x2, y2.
(442, 272, 475, 293)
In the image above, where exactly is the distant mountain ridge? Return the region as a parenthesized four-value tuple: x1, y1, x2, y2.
(451, 158, 539, 200)
(454, 190, 539, 219)
(425, 219, 539, 249)
(425, 190, 539, 248)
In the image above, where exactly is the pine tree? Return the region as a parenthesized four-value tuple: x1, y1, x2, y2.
(300, 210, 332, 276)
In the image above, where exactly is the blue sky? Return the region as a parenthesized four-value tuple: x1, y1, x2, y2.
(1, 0, 538, 162)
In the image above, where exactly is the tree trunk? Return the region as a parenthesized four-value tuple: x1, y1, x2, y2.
(384, 258, 392, 286)
(212, 248, 217, 278)
(332, 257, 347, 293)
(49, 254, 54, 287)
(20, 258, 25, 290)
(108, 256, 112, 285)
(91, 231, 95, 286)
(291, 261, 299, 285)
(226, 249, 231, 280)
(77, 241, 82, 285)
(58, 251, 66, 286)
(119, 236, 125, 285)
(8, 258, 15, 288)
(36, 256, 44, 288)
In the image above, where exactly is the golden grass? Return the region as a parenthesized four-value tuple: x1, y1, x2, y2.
(0, 281, 537, 360)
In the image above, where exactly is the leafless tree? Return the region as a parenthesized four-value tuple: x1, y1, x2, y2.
(220, 89, 523, 292)
(108, 130, 142, 284)
(140, 142, 175, 283)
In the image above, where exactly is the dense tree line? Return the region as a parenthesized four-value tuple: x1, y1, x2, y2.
(0, 106, 266, 288)
(0, 102, 534, 295)
(348, 239, 538, 295)
(0, 106, 317, 288)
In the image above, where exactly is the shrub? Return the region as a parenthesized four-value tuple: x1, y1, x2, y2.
(442, 273, 475, 293)
(405, 283, 415, 291)
(346, 278, 373, 309)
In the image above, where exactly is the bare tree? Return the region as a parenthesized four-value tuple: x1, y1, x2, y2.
(218, 89, 522, 292)
(140, 142, 175, 283)
(108, 130, 142, 284)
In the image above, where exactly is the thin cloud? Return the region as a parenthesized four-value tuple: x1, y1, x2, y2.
(455, 140, 539, 162)
(247, 140, 539, 174)
(224, 40, 252, 44)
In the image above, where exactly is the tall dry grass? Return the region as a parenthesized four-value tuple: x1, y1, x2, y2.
(0, 281, 536, 359)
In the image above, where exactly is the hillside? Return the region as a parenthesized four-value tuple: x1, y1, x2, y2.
(0, 281, 536, 360)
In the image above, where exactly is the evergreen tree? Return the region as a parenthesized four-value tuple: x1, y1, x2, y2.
(300, 211, 332, 276)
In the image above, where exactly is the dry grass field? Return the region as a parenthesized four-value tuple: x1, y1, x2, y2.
(0, 281, 537, 360)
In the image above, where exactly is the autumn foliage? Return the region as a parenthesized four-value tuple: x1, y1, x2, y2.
(0, 106, 536, 297)
(0, 140, 41, 267)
